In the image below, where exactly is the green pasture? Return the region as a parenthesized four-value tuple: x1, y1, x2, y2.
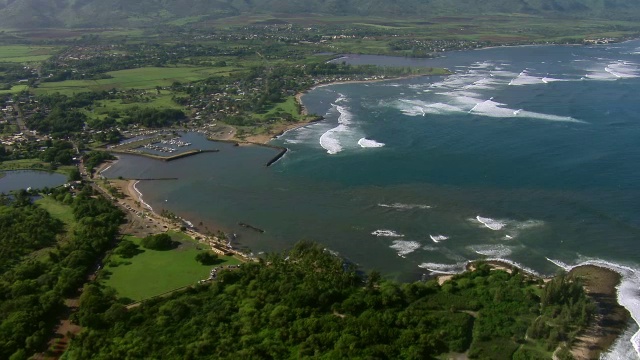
(0, 159, 75, 176)
(253, 96, 302, 121)
(84, 92, 184, 121)
(35, 66, 237, 95)
(0, 84, 28, 94)
(102, 234, 241, 301)
(0, 45, 58, 63)
(35, 196, 76, 227)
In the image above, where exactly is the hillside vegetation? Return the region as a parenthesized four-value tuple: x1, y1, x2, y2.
(1, 0, 640, 28)
(62, 241, 594, 360)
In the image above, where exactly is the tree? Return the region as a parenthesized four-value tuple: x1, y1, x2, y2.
(195, 251, 218, 265)
(140, 233, 175, 251)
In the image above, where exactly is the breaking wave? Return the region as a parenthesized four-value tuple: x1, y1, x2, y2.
(469, 99, 584, 123)
(390, 240, 421, 257)
(587, 61, 640, 80)
(475, 216, 507, 230)
(378, 203, 432, 210)
(319, 125, 347, 154)
(430, 235, 449, 243)
(358, 138, 385, 148)
(508, 69, 566, 86)
(468, 244, 513, 257)
(319, 104, 354, 154)
(371, 229, 404, 237)
(418, 262, 467, 274)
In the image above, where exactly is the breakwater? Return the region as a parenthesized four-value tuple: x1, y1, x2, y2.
(109, 148, 219, 162)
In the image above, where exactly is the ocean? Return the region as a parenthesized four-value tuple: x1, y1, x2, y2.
(103, 40, 640, 358)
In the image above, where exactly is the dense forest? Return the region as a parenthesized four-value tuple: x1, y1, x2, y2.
(0, 186, 124, 360)
(63, 241, 593, 359)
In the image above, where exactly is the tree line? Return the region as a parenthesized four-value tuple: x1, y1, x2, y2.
(0, 185, 124, 360)
(63, 241, 593, 359)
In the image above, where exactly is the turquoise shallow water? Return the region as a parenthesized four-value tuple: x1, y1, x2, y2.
(104, 41, 640, 357)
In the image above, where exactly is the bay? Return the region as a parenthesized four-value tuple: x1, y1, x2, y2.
(103, 40, 640, 357)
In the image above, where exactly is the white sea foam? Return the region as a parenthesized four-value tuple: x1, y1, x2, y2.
(319, 124, 347, 154)
(586, 61, 640, 80)
(335, 105, 353, 125)
(475, 216, 507, 230)
(358, 138, 385, 148)
(546, 257, 640, 359)
(471, 216, 543, 237)
(335, 93, 348, 103)
(378, 203, 432, 210)
(319, 104, 354, 154)
(430, 235, 449, 243)
(602, 322, 640, 360)
(485, 258, 540, 276)
(133, 180, 153, 211)
(605, 61, 640, 79)
(440, 247, 468, 262)
(422, 245, 439, 251)
(390, 240, 421, 257)
(418, 262, 467, 274)
(469, 99, 584, 123)
(396, 99, 464, 116)
(509, 70, 565, 86)
(371, 229, 404, 237)
(469, 244, 513, 257)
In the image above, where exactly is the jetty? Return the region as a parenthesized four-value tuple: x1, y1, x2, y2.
(108, 148, 219, 161)
(238, 222, 265, 233)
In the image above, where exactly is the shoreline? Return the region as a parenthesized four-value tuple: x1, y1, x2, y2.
(95, 165, 252, 262)
(101, 152, 635, 358)
(435, 260, 632, 358)
(239, 72, 445, 145)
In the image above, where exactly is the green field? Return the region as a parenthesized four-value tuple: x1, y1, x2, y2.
(0, 45, 58, 63)
(102, 234, 241, 301)
(0, 84, 28, 94)
(0, 158, 75, 176)
(253, 96, 302, 121)
(35, 196, 76, 227)
(36, 66, 239, 95)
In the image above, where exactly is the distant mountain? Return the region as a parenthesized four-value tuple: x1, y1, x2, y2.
(1, 0, 639, 29)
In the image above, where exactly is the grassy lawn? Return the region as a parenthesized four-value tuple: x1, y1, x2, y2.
(0, 45, 58, 63)
(0, 158, 53, 172)
(252, 96, 303, 122)
(36, 66, 239, 95)
(0, 84, 29, 94)
(35, 196, 76, 227)
(0, 159, 75, 177)
(102, 234, 241, 301)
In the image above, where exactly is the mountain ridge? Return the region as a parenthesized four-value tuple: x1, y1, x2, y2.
(1, 0, 639, 29)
